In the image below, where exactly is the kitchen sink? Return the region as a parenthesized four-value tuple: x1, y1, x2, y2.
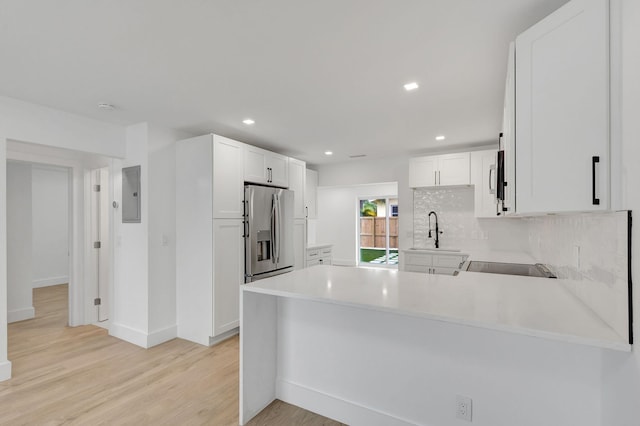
(408, 248, 461, 253)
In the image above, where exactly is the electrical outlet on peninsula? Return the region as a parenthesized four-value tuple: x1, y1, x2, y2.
(456, 395, 472, 422)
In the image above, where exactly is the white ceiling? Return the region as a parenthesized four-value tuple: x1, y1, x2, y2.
(0, 0, 568, 165)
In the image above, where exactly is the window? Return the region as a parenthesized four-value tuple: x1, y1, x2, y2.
(358, 197, 398, 266)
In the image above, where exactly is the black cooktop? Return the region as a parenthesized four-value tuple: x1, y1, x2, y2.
(465, 261, 556, 278)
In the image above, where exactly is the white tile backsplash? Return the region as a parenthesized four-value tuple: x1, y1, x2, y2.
(412, 186, 529, 252)
(525, 211, 630, 339)
(412, 187, 630, 340)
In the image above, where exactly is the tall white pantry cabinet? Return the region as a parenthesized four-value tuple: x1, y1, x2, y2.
(176, 134, 244, 346)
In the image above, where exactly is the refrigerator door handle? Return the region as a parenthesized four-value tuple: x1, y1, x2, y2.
(271, 194, 277, 264)
(276, 194, 282, 263)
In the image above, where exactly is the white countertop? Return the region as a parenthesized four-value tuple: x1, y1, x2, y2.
(404, 248, 536, 264)
(243, 265, 630, 351)
(307, 243, 332, 250)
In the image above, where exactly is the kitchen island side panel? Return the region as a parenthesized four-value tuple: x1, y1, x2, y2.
(274, 297, 602, 426)
(240, 291, 278, 425)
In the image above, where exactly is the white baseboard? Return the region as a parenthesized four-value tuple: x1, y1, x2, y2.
(147, 325, 177, 348)
(277, 379, 421, 426)
(32, 276, 69, 288)
(8, 306, 35, 323)
(110, 323, 179, 349)
(208, 327, 239, 346)
(109, 322, 149, 348)
(332, 259, 357, 267)
(0, 360, 12, 382)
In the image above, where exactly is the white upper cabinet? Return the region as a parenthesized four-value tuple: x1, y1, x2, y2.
(288, 157, 306, 219)
(409, 153, 470, 188)
(213, 135, 244, 219)
(305, 169, 318, 219)
(470, 150, 498, 218)
(500, 42, 516, 215)
(243, 144, 289, 187)
(515, 0, 609, 213)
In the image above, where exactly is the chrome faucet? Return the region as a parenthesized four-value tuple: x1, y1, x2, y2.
(428, 211, 442, 248)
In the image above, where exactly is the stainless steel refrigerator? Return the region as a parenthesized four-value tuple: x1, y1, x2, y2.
(244, 185, 295, 282)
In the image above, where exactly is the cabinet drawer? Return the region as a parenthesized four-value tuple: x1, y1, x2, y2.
(307, 257, 331, 267)
(405, 264, 429, 273)
(306, 249, 320, 259)
(433, 255, 466, 269)
(320, 247, 332, 255)
(404, 253, 432, 266)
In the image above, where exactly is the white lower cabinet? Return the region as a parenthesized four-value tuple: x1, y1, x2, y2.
(402, 250, 468, 275)
(212, 219, 243, 337)
(306, 244, 332, 267)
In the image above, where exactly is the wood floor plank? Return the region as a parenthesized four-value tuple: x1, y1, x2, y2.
(1, 284, 345, 426)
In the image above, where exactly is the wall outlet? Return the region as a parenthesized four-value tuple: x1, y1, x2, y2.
(456, 395, 472, 422)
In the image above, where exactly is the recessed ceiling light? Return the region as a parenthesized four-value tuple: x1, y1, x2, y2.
(435, 135, 446, 141)
(97, 103, 115, 110)
(404, 82, 419, 91)
(242, 118, 255, 125)
(324, 151, 333, 156)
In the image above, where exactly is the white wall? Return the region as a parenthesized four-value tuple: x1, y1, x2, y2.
(110, 123, 190, 348)
(0, 96, 125, 158)
(601, 0, 640, 424)
(0, 137, 9, 380)
(32, 164, 69, 288)
(6, 162, 34, 323)
(147, 125, 190, 344)
(111, 123, 150, 347)
(317, 156, 410, 266)
(317, 183, 397, 266)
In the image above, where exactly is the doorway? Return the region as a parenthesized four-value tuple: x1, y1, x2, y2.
(6, 162, 70, 325)
(358, 197, 399, 266)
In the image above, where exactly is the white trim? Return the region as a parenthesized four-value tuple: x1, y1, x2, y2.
(7, 307, 35, 323)
(0, 360, 11, 382)
(147, 325, 177, 348)
(208, 327, 239, 346)
(109, 322, 149, 348)
(331, 259, 357, 267)
(32, 276, 69, 288)
(276, 379, 423, 426)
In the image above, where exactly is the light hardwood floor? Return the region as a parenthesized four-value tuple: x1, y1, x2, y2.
(2, 284, 345, 425)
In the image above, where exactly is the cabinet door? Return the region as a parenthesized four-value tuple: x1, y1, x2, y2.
(409, 156, 438, 188)
(293, 219, 307, 270)
(305, 169, 318, 219)
(438, 153, 470, 186)
(501, 42, 516, 214)
(213, 219, 243, 336)
(266, 153, 289, 187)
(213, 136, 244, 218)
(516, 0, 609, 213)
(471, 150, 498, 218)
(288, 158, 306, 219)
(243, 145, 268, 184)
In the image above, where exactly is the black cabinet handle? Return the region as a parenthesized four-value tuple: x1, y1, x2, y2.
(592, 156, 600, 205)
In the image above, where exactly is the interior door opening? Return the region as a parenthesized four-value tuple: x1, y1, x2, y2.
(7, 161, 71, 326)
(358, 197, 399, 267)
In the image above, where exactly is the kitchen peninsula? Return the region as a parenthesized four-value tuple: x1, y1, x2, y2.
(240, 265, 629, 425)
